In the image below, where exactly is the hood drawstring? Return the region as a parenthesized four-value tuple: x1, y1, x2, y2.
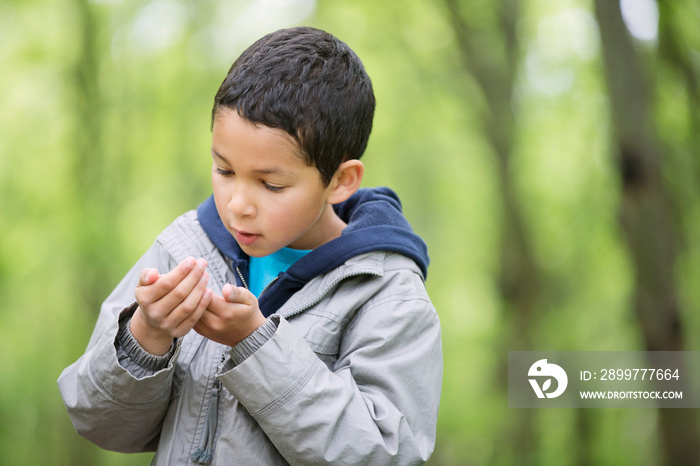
(190, 379, 222, 464)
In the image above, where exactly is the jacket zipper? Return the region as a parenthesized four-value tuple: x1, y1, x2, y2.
(235, 266, 277, 298)
(257, 276, 279, 298)
(188, 263, 379, 462)
(235, 266, 248, 290)
(190, 353, 227, 464)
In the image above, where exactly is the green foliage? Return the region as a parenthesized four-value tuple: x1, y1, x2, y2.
(1, 0, 698, 464)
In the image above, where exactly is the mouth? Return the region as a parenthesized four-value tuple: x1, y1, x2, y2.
(232, 228, 261, 246)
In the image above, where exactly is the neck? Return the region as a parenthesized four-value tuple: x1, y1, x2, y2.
(289, 204, 346, 250)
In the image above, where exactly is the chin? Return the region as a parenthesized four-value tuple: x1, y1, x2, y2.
(238, 244, 274, 258)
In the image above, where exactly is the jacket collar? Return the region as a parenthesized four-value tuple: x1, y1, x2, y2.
(278, 251, 387, 319)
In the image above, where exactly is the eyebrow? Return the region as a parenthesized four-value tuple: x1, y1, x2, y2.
(211, 149, 295, 177)
(211, 149, 228, 162)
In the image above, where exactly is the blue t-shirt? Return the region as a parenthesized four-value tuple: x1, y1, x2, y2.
(249, 247, 311, 297)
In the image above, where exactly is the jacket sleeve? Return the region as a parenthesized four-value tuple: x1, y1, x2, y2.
(220, 273, 443, 465)
(57, 243, 178, 453)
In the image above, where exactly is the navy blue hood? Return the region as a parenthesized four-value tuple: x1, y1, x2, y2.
(197, 186, 429, 316)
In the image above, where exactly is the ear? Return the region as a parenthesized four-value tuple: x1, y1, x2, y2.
(327, 159, 364, 205)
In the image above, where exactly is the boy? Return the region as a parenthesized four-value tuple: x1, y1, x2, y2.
(59, 27, 442, 465)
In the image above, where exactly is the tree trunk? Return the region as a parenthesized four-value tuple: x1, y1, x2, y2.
(593, 1, 699, 464)
(443, 0, 542, 462)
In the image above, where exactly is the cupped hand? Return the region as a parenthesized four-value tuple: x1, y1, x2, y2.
(194, 284, 266, 347)
(131, 256, 213, 355)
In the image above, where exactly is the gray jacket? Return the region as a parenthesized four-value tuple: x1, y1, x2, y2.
(58, 210, 442, 465)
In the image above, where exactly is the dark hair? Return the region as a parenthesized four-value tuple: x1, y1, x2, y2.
(212, 27, 375, 186)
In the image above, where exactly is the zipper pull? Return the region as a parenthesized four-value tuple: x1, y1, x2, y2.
(190, 379, 222, 464)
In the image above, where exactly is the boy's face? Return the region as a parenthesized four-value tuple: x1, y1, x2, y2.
(211, 109, 341, 257)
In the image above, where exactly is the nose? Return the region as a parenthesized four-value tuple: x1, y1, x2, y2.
(227, 183, 255, 218)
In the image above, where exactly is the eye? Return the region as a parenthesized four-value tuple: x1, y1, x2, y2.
(215, 167, 234, 176)
(263, 182, 285, 193)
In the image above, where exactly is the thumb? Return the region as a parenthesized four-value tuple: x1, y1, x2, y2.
(139, 268, 159, 286)
(223, 284, 256, 306)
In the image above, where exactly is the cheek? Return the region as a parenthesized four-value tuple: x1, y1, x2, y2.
(262, 202, 295, 228)
(262, 198, 312, 231)
(211, 178, 229, 213)
(211, 170, 219, 194)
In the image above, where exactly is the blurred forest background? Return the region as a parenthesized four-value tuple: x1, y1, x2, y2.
(1, 0, 699, 464)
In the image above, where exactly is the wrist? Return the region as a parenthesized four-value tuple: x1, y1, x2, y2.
(234, 313, 267, 346)
(229, 315, 280, 366)
(130, 306, 175, 356)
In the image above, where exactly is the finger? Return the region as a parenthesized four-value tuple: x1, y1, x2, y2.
(195, 290, 265, 346)
(192, 317, 209, 340)
(139, 268, 160, 287)
(151, 257, 205, 307)
(137, 257, 198, 306)
(147, 269, 208, 335)
(201, 293, 227, 318)
(135, 268, 162, 308)
(167, 270, 210, 325)
(223, 284, 256, 306)
(193, 299, 218, 338)
(174, 287, 213, 337)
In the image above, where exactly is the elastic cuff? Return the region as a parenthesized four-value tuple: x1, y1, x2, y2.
(116, 302, 177, 371)
(229, 315, 280, 366)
